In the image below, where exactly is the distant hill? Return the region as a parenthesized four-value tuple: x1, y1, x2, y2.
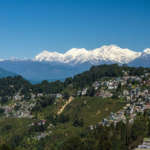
(0, 67, 17, 78)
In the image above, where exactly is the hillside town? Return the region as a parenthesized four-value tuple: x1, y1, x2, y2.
(1, 70, 150, 122)
(77, 72, 150, 129)
(0, 71, 149, 126)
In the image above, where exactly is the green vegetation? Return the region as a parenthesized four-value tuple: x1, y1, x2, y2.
(0, 118, 32, 149)
(62, 97, 125, 126)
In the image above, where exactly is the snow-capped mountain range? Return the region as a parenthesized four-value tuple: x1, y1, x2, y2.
(0, 45, 150, 82)
(35, 45, 143, 65)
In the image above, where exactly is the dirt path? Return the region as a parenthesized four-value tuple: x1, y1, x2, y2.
(57, 96, 74, 115)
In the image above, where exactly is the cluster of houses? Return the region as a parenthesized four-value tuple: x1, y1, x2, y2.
(78, 73, 150, 99)
(0, 100, 36, 118)
(88, 73, 150, 129)
(29, 120, 55, 140)
(100, 101, 150, 127)
(0, 91, 64, 118)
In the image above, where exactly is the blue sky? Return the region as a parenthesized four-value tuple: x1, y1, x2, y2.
(0, 0, 150, 59)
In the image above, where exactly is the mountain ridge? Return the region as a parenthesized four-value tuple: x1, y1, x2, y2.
(35, 45, 142, 65)
(0, 45, 150, 82)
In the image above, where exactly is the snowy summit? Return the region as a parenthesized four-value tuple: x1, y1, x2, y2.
(35, 45, 142, 65)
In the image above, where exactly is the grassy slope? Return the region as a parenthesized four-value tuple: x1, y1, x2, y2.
(63, 96, 125, 126)
(46, 96, 126, 148)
